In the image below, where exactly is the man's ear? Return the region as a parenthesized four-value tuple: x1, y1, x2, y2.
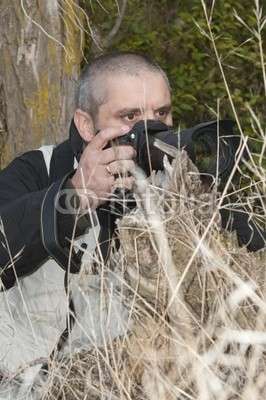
(74, 109, 95, 142)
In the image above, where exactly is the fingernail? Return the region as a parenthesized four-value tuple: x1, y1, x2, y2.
(121, 126, 130, 134)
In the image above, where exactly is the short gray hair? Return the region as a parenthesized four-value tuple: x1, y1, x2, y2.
(76, 52, 170, 118)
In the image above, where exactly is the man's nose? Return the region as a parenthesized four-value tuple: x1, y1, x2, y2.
(142, 110, 155, 121)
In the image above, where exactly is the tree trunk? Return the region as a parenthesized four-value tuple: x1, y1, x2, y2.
(0, 0, 83, 168)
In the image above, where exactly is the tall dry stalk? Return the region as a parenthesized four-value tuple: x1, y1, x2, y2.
(0, 1, 265, 399)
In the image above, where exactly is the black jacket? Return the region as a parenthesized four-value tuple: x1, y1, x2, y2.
(0, 122, 265, 289)
(0, 121, 116, 289)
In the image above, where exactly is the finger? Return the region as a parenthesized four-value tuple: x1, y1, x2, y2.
(96, 191, 113, 205)
(91, 174, 115, 189)
(89, 177, 115, 204)
(113, 176, 135, 190)
(89, 126, 130, 151)
(71, 178, 115, 209)
(107, 160, 136, 175)
(100, 145, 136, 164)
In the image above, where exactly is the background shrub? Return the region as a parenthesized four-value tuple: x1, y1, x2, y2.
(82, 0, 265, 158)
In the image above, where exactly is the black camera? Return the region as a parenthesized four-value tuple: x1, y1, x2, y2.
(108, 119, 243, 186)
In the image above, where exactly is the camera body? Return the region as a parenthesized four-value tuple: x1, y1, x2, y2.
(108, 119, 243, 185)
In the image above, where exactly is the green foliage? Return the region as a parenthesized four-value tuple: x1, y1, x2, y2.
(82, 0, 266, 156)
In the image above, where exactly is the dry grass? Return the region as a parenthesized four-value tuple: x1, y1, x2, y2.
(23, 1, 266, 396)
(40, 146, 265, 400)
(1, 1, 265, 399)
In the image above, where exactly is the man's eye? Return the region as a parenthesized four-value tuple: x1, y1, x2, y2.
(126, 113, 136, 120)
(123, 112, 139, 121)
(157, 110, 167, 118)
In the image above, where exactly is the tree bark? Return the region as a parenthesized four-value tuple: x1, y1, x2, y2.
(0, 0, 83, 168)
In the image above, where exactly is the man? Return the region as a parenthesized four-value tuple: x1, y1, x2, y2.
(0, 52, 173, 288)
(0, 52, 265, 374)
(0, 52, 176, 374)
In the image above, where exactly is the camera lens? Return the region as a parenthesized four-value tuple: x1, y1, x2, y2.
(193, 135, 213, 171)
(193, 129, 232, 178)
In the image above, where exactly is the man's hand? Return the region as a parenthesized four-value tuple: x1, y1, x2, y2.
(70, 126, 136, 210)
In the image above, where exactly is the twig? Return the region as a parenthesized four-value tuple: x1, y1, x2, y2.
(104, 0, 127, 48)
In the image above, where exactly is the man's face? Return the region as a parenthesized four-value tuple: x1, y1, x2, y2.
(93, 70, 172, 132)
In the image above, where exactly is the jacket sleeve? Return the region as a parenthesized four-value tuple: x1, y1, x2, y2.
(0, 151, 89, 289)
(220, 207, 266, 252)
(0, 151, 50, 288)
